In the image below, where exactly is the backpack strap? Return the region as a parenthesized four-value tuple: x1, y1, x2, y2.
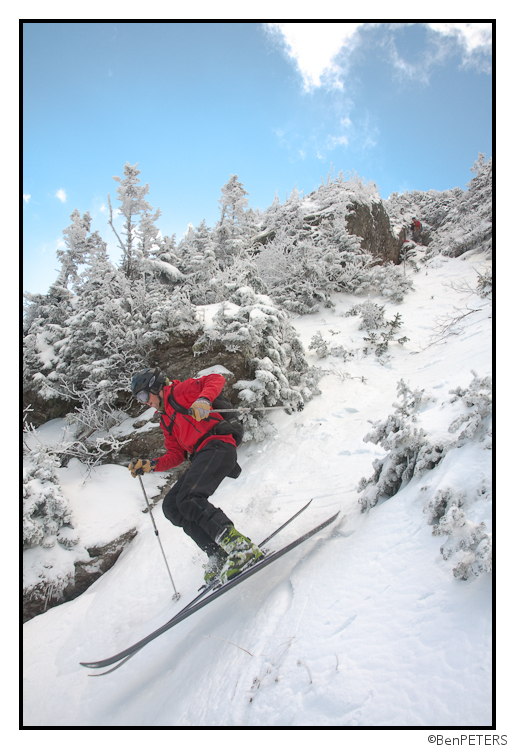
(166, 387, 190, 416)
(159, 386, 188, 436)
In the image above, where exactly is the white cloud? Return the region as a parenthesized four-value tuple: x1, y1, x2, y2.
(56, 189, 67, 203)
(265, 22, 364, 92)
(23, 194, 31, 203)
(265, 22, 492, 91)
(427, 23, 492, 54)
(327, 134, 348, 149)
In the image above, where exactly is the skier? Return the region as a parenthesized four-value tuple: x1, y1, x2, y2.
(410, 216, 422, 243)
(128, 367, 262, 584)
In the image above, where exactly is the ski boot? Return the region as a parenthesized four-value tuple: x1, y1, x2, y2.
(202, 549, 227, 585)
(215, 525, 264, 585)
(216, 525, 264, 584)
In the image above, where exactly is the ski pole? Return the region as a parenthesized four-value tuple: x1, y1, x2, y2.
(138, 475, 180, 601)
(189, 403, 304, 415)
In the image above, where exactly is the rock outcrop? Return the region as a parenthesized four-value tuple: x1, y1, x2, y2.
(23, 528, 138, 623)
(345, 200, 402, 264)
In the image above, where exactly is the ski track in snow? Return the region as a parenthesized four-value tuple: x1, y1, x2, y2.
(23, 250, 492, 727)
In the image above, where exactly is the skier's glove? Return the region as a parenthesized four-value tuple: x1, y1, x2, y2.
(190, 398, 212, 421)
(128, 458, 157, 478)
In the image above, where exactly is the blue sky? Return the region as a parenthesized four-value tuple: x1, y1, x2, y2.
(23, 22, 492, 295)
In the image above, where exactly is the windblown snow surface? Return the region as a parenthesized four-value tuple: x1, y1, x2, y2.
(23, 248, 494, 729)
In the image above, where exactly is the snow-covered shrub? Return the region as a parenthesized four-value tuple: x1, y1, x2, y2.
(309, 332, 329, 358)
(366, 263, 414, 302)
(308, 331, 354, 361)
(448, 371, 492, 445)
(423, 487, 464, 525)
(358, 380, 446, 512)
(328, 345, 355, 361)
(346, 301, 386, 330)
(255, 228, 339, 314)
(346, 304, 408, 359)
(23, 444, 76, 550)
(363, 315, 408, 359)
(431, 503, 491, 579)
(193, 286, 321, 441)
(476, 267, 492, 298)
(452, 536, 492, 579)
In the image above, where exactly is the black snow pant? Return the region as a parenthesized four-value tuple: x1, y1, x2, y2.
(162, 440, 238, 557)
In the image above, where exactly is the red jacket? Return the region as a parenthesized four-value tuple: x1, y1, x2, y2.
(154, 374, 236, 472)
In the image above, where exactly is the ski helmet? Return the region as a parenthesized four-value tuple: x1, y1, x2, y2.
(131, 367, 166, 402)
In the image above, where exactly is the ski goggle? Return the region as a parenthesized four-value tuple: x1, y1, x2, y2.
(134, 389, 151, 404)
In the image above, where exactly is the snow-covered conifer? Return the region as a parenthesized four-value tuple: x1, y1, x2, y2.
(448, 372, 492, 444)
(56, 210, 93, 288)
(358, 381, 446, 511)
(346, 301, 386, 330)
(218, 174, 249, 227)
(193, 286, 319, 440)
(432, 504, 491, 579)
(23, 444, 75, 550)
(109, 162, 155, 279)
(423, 488, 464, 525)
(23, 284, 75, 406)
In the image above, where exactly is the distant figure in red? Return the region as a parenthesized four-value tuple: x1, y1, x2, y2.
(410, 217, 422, 243)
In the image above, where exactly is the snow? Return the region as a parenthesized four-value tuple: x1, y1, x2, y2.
(196, 301, 241, 328)
(22, 251, 494, 730)
(196, 364, 234, 378)
(35, 331, 56, 369)
(143, 258, 183, 280)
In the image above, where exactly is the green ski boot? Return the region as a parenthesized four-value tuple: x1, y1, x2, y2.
(202, 549, 227, 585)
(215, 525, 264, 584)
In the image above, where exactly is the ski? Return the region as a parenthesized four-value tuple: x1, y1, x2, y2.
(162, 497, 315, 621)
(259, 497, 313, 547)
(87, 498, 316, 674)
(187, 496, 314, 611)
(81, 509, 339, 674)
(85, 499, 316, 677)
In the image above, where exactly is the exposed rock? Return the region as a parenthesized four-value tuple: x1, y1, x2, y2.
(147, 332, 251, 402)
(303, 212, 334, 227)
(23, 528, 138, 623)
(250, 198, 404, 264)
(250, 227, 277, 246)
(23, 390, 74, 429)
(345, 201, 403, 264)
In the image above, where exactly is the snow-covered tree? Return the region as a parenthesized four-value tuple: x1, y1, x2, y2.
(56, 210, 93, 289)
(255, 228, 340, 314)
(176, 221, 220, 303)
(23, 284, 75, 407)
(109, 162, 155, 279)
(448, 372, 492, 445)
(432, 504, 491, 580)
(23, 443, 76, 551)
(358, 380, 446, 511)
(214, 175, 253, 269)
(55, 251, 151, 408)
(218, 174, 249, 227)
(193, 286, 320, 440)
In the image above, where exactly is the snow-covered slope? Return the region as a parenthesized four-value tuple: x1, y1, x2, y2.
(23, 249, 492, 727)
